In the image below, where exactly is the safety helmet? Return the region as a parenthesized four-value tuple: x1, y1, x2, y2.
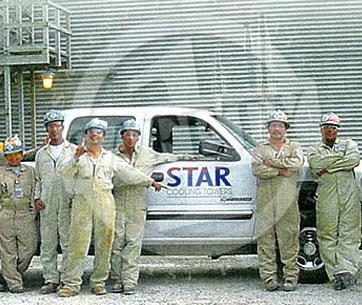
(84, 118, 108, 135)
(0, 142, 3, 153)
(43, 109, 64, 127)
(120, 119, 141, 135)
(267, 110, 290, 129)
(320, 112, 340, 127)
(3, 135, 23, 155)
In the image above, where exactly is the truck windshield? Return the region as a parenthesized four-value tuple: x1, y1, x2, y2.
(214, 115, 257, 152)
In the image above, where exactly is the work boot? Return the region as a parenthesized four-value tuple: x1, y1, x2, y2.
(58, 286, 78, 297)
(333, 274, 345, 290)
(341, 273, 356, 289)
(91, 286, 107, 295)
(111, 281, 123, 293)
(264, 278, 279, 291)
(40, 282, 58, 294)
(282, 279, 297, 291)
(123, 284, 136, 295)
(10, 286, 26, 293)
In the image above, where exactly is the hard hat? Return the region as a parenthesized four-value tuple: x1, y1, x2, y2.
(85, 118, 108, 134)
(43, 109, 64, 126)
(3, 135, 23, 155)
(320, 112, 340, 127)
(0, 142, 3, 153)
(120, 119, 141, 135)
(267, 110, 290, 129)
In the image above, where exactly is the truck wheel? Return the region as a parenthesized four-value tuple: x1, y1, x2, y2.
(297, 227, 328, 283)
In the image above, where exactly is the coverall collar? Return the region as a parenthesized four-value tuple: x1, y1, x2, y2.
(263, 138, 290, 146)
(119, 144, 138, 153)
(321, 137, 340, 149)
(44, 138, 70, 148)
(5, 164, 26, 172)
(86, 146, 107, 159)
(45, 139, 69, 162)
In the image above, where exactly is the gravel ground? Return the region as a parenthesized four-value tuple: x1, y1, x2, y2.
(0, 255, 361, 305)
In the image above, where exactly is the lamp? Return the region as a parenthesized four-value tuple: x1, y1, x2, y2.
(41, 71, 55, 89)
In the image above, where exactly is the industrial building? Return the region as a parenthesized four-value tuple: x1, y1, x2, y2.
(1, 0, 362, 152)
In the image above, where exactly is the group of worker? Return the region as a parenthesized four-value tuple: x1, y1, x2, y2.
(0, 108, 360, 295)
(252, 110, 361, 291)
(0, 109, 193, 296)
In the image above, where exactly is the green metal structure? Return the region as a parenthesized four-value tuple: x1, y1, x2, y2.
(0, 0, 71, 146)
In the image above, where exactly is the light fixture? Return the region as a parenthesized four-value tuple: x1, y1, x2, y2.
(41, 70, 55, 89)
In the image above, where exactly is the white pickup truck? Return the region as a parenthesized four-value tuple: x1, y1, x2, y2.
(59, 106, 362, 282)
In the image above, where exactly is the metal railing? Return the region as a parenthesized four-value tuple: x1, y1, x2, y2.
(0, 0, 71, 68)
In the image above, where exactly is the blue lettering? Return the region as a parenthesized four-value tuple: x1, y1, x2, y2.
(215, 167, 231, 186)
(184, 167, 198, 186)
(166, 166, 231, 187)
(167, 167, 181, 187)
(196, 167, 213, 187)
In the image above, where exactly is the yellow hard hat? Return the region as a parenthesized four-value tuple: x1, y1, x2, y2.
(0, 142, 3, 153)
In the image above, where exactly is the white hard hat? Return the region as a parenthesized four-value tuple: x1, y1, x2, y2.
(320, 112, 340, 127)
(43, 109, 64, 127)
(120, 119, 141, 135)
(85, 118, 108, 135)
(267, 110, 290, 129)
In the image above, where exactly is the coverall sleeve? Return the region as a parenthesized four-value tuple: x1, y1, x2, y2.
(177, 153, 195, 161)
(325, 140, 360, 173)
(251, 145, 279, 179)
(115, 159, 154, 186)
(269, 142, 304, 171)
(307, 145, 343, 178)
(22, 148, 38, 162)
(0, 170, 12, 199)
(148, 148, 194, 166)
(34, 151, 41, 199)
(63, 145, 77, 200)
(58, 156, 79, 178)
(148, 149, 179, 166)
(29, 166, 36, 212)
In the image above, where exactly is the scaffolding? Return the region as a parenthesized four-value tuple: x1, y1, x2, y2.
(0, 0, 71, 146)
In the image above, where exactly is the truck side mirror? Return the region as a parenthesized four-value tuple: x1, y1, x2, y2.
(151, 172, 164, 182)
(198, 140, 239, 161)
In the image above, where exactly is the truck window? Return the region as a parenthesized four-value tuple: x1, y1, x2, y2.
(214, 115, 257, 153)
(150, 115, 237, 161)
(66, 116, 134, 150)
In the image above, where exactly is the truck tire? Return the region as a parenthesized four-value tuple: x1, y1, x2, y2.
(297, 226, 328, 283)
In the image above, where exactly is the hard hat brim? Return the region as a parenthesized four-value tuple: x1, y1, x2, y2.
(320, 122, 340, 127)
(267, 120, 290, 129)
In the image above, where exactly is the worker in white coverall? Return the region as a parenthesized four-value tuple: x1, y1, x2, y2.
(34, 109, 77, 294)
(110, 119, 194, 295)
(252, 110, 303, 292)
(308, 112, 360, 290)
(0, 136, 37, 293)
(58, 118, 163, 297)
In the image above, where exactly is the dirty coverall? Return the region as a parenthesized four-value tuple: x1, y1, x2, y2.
(252, 139, 303, 285)
(0, 155, 6, 167)
(59, 149, 154, 292)
(110, 145, 193, 286)
(308, 138, 361, 280)
(34, 140, 76, 285)
(0, 164, 37, 290)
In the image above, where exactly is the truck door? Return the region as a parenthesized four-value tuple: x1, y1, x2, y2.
(143, 114, 257, 254)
